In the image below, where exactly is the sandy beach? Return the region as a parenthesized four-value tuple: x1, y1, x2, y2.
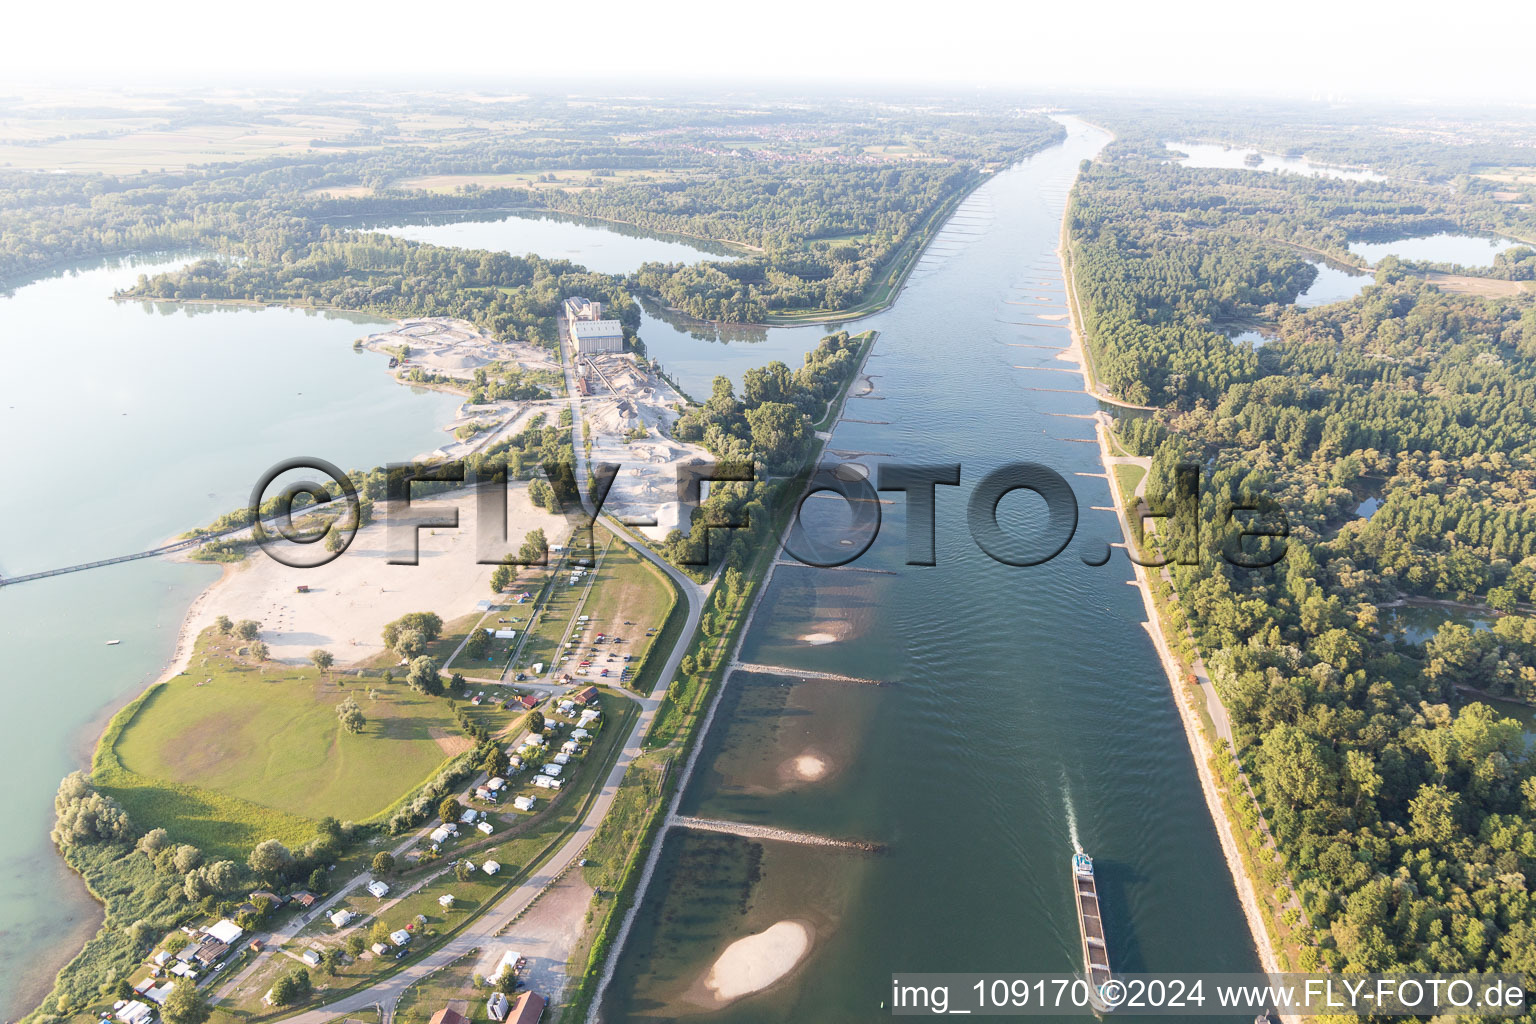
(700, 920, 814, 1004)
(1057, 199, 1285, 983)
(170, 486, 567, 666)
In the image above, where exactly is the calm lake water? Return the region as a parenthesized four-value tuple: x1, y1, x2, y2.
(1386, 604, 1494, 645)
(1296, 260, 1372, 307)
(0, 258, 462, 1017)
(603, 118, 1261, 1021)
(1349, 233, 1524, 268)
(634, 309, 836, 398)
(1165, 140, 1385, 181)
(354, 208, 736, 277)
(1227, 327, 1272, 348)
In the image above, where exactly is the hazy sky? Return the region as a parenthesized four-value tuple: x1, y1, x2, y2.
(12, 0, 1536, 103)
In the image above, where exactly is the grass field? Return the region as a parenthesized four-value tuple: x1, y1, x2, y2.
(573, 533, 674, 689)
(98, 630, 465, 855)
(1112, 463, 1148, 553)
(1112, 463, 1146, 505)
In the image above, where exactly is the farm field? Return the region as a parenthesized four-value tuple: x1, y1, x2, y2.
(98, 630, 466, 854)
(393, 167, 697, 194)
(0, 116, 376, 173)
(1423, 271, 1535, 297)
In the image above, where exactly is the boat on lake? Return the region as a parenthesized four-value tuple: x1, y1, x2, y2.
(1072, 847, 1114, 1012)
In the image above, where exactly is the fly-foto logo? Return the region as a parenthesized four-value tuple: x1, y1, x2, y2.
(246, 458, 1289, 571)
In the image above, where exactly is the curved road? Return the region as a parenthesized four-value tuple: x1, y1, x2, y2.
(274, 326, 705, 1024)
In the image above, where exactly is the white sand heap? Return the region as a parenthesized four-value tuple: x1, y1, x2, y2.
(361, 317, 558, 381)
(578, 352, 711, 540)
(703, 920, 814, 1003)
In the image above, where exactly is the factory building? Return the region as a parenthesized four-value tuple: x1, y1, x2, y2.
(564, 296, 625, 355)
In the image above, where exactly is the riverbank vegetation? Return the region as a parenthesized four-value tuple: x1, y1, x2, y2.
(656, 330, 873, 577)
(1071, 122, 1536, 978)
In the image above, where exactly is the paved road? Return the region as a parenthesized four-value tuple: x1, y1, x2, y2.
(275, 326, 706, 1024)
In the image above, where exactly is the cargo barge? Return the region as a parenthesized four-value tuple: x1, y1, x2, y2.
(1072, 847, 1114, 1012)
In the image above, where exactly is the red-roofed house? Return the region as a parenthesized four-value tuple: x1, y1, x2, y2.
(507, 991, 546, 1024)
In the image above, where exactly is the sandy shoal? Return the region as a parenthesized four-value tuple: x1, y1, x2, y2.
(790, 754, 827, 780)
(703, 920, 813, 1003)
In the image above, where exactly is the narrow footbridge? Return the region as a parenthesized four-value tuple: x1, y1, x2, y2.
(0, 537, 204, 586)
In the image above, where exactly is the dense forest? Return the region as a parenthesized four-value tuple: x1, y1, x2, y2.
(1, 94, 1062, 326)
(1071, 127, 1536, 982)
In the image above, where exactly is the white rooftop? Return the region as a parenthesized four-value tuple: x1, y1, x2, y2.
(571, 319, 623, 339)
(205, 919, 244, 945)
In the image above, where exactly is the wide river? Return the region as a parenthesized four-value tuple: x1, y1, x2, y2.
(601, 118, 1262, 1020)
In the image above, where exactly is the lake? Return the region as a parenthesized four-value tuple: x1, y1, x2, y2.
(1386, 604, 1494, 645)
(602, 117, 1261, 1020)
(1227, 327, 1273, 348)
(1296, 259, 1372, 307)
(633, 308, 840, 398)
(1349, 233, 1525, 268)
(350, 208, 737, 277)
(0, 257, 462, 1018)
(1165, 141, 1385, 182)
